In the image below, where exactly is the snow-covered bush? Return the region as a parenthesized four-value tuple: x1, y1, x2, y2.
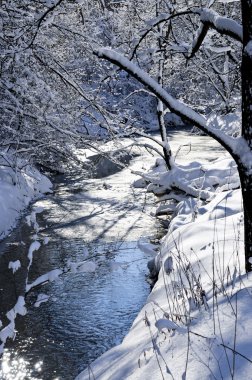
(133, 155, 240, 221)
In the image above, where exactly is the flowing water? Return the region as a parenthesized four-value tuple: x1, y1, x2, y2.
(0, 131, 224, 380)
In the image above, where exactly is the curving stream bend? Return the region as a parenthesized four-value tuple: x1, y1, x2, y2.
(0, 131, 224, 380)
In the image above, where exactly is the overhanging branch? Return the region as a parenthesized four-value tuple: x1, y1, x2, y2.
(130, 8, 242, 60)
(94, 47, 238, 160)
(193, 8, 243, 43)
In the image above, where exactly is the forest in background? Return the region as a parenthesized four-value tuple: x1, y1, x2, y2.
(1, 1, 252, 379)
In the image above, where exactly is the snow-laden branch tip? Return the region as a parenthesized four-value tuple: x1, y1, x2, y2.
(130, 8, 242, 60)
(193, 7, 243, 43)
(94, 48, 238, 159)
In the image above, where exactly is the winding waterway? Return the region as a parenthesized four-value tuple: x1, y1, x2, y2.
(0, 131, 224, 380)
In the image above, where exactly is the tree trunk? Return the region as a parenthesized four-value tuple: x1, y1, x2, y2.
(156, 0, 173, 170)
(241, 1, 252, 145)
(239, 169, 252, 272)
(241, 0, 252, 271)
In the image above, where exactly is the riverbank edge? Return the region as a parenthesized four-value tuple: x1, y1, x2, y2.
(0, 163, 52, 242)
(75, 179, 252, 379)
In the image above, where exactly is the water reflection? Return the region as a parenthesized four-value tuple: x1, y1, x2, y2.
(0, 131, 224, 379)
(0, 240, 155, 379)
(1, 349, 43, 380)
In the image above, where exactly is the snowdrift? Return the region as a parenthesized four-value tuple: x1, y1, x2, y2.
(76, 157, 252, 380)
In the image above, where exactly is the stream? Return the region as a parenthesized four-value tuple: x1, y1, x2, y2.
(0, 131, 224, 380)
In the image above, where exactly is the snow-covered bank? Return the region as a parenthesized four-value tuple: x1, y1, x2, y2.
(0, 159, 52, 354)
(0, 158, 52, 240)
(76, 157, 252, 380)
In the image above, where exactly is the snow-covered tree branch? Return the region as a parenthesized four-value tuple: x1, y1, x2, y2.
(94, 1, 252, 272)
(94, 48, 237, 158)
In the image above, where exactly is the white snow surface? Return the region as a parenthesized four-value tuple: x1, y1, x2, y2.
(27, 241, 41, 269)
(76, 155, 252, 380)
(8, 260, 21, 274)
(207, 111, 241, 137)
(1, 131, 251, 378)
(0, 296, 26, 353)
(34, 293, 50, 308)
(0, 158, 52, 240)
(26, 268, 63, 293)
